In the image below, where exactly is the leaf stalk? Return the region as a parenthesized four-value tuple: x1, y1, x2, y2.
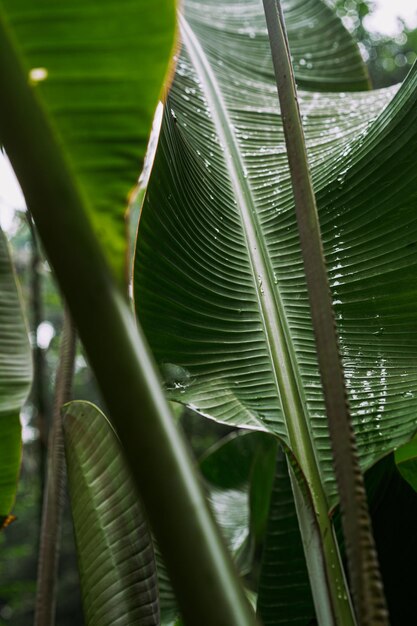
(261, 1, 388, 624)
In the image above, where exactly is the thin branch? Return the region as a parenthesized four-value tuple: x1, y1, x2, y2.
(261, 1, 388, 624)
(27, 211, 49, 523)
(34, 307, 76, 626)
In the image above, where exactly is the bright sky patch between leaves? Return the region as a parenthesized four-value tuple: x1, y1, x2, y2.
(365, 0, 417, 36)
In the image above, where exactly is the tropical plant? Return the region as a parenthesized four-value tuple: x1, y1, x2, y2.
(0, 0, 417, 625)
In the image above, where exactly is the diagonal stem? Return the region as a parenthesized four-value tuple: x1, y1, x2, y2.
(0, 13, 257, 626)
(261, 1, 389, 624)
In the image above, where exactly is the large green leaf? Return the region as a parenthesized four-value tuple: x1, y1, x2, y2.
(134, 0, 417, 504)
(63, 401, 160, 626)
(0, 0, 176, 282)
(0, 2, 257, 623)
(0, 227, 32, 518)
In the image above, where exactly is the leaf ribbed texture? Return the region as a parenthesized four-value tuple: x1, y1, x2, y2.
(135, 0, 417, 503)
(185, 0, 369, 90)
(63, 401, 160, 626)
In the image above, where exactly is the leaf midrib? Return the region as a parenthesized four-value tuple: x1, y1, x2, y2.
(180, 15, 324, 503)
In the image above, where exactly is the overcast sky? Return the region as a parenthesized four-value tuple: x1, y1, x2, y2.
(1, 0, 417, 231)
(366, 0, 417, 35)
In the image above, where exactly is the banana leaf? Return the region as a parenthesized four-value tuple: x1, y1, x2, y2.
(0, 0, 176, 283)
(0, 227, 32, 519)
(134, 0, 417, 506)
(63, 400, 160, 626)
(183, 0, 369, 91)
(134, 0, 417, 617)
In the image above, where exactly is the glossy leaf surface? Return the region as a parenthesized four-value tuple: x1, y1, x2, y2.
(0, 0, 176, 282)
(135, 0, 417, 504)
(63, 401, 160, 626)
(0, 228, 32, 517)
(185, 0, 369, 91)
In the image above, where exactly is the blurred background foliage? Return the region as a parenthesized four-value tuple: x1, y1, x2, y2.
(333, 0, 417, 86)
(1, 1, 417, 624)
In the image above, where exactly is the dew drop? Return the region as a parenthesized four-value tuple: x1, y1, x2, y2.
(29, 67, 48, 83)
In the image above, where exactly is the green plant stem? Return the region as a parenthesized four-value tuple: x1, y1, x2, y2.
(262, 1, 388, 624)
(0, 15, 257, 626)
(34, 307, 76, 626)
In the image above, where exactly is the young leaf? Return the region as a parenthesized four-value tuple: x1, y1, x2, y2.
(63, 401, 160, 626)
(134, 0, 417, 510)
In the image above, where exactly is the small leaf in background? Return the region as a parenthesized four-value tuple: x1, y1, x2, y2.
(135, 0, 417, 504)
(395, 433, 417, 492)
(157, 428, 266, 624)
(0, 228, 32, 519)
(249, 437, 278, 542)
(365, 454, 417, 625)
